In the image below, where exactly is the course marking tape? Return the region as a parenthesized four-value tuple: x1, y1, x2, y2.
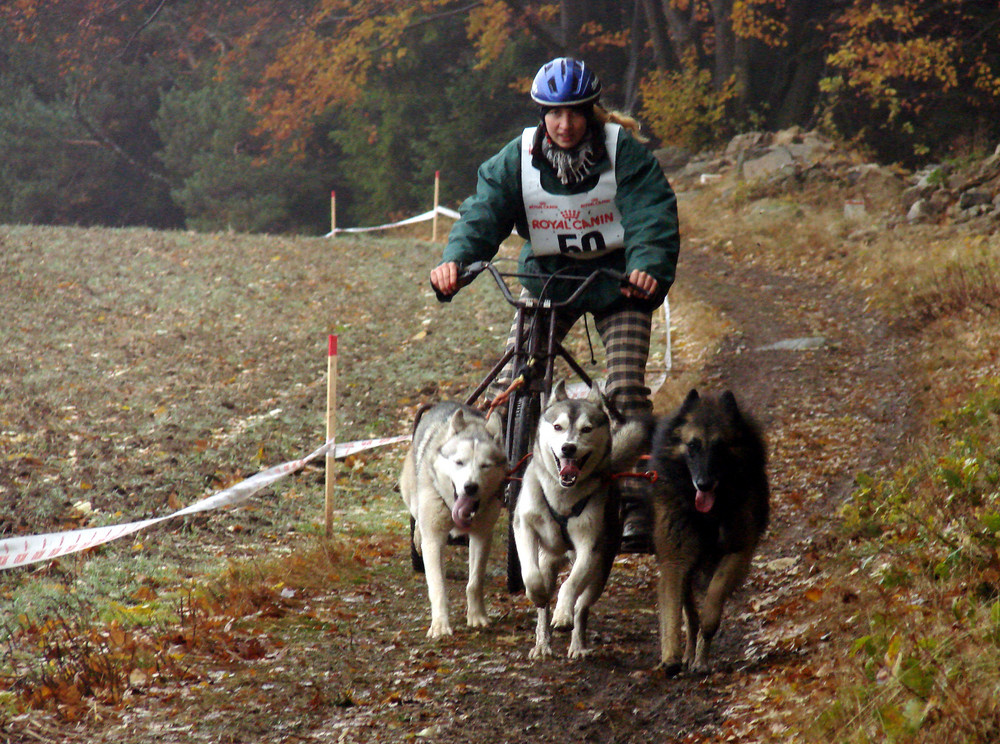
(0, 434, 411, 572)
(325, 206, 460, 236)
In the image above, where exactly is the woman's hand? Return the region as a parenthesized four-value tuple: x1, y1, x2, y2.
(622, 269, 658, 300)
(430, 262, 459, 296)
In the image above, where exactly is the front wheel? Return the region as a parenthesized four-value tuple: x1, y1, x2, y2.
(505, 391, 539, 594)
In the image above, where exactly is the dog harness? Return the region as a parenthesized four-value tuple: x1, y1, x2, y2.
(541, 487, 598, 548)
(520, 123, 624, 258)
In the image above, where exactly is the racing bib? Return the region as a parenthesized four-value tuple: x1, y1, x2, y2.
(521, 123, 624, 258)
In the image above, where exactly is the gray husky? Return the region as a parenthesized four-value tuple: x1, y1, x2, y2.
(649, 389, 769, 675)
(399, 401, 508, 639)
(513, 381, 649, 659)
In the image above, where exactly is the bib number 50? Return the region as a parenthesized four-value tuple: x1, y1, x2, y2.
(557, 231, 607, 254)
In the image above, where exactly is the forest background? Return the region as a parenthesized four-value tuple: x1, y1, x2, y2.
(3, 0, 1000, 236)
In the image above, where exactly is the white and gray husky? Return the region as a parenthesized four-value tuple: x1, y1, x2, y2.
(513, 381, 649, 659)
(399, 401, 508, 639)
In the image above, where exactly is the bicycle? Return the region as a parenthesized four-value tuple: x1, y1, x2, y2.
(436, 260, 648, 593)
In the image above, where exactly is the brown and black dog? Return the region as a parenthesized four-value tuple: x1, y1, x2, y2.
(648, 389, 770, 675)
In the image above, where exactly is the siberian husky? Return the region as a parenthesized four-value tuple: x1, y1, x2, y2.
(513, 381, 648, 659)
(400, 401, 507, 639)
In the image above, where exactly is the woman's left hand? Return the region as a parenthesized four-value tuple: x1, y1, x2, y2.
(622, 269, 658, 299)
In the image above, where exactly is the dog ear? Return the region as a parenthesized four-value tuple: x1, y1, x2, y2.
(721, 390, 741, 421)
(484, 409, 503, 440)
(600, 387, 627, 425)
(679, 388, 700, 414)
(550, 379, 568, 403)
(448, 407, 468, 435)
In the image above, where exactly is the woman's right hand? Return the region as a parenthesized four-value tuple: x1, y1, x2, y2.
(430, 262, 460, 296)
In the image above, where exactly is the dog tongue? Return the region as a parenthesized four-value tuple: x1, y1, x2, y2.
(695, 489, 715, 513)
(559, 460, 581, 481)
(452, 495, 477, 530)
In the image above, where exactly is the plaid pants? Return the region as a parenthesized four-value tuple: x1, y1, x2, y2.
(488, 288, 653, 420)
(488, 291, 653, 518)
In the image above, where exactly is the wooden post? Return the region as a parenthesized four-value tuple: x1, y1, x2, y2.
(330, 190, 337, 235)
(324, 334, 338, 536)
(431, 170, 440, 242)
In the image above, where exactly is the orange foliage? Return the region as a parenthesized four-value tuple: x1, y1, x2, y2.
(249, 0, 471, 148)
(825, 0, 1000, 120)
(732, 0, 788, 47)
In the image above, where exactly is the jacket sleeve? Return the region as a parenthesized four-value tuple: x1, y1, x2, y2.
(614, 133, 681, 305)
(440, 138, 523, 267)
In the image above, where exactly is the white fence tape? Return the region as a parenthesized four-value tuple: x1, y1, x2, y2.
(0, 434, 410, 572)
(326, 206, 460, 236)
(2, 282, 673, 572)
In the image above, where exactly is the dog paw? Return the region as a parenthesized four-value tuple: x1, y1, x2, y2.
(567, 643, 590, 660)
(427, 621, 453, 639)
(654, 660, 683, 678)
(466, 611, 490, 629)
(688, 659, 712, 675)
(551, 608, 573, 629)
(529, 643, 553, 660)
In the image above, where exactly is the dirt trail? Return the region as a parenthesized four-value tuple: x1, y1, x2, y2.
(70, 240, 919, 744)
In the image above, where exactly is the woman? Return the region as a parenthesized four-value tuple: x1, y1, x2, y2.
(430, 57, 680, 552)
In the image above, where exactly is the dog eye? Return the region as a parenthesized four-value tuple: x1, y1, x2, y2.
(553, 424, 564, 431)
(454, 460, 465, 467)
(687, 439, 702, 453)
(580, 425, 593, 433)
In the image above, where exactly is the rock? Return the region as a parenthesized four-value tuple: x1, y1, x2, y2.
(725, 131, 772, 158)
(653, 146, 693, 173)
(958, 190, 992, 210)
(773, 126, 802, 146)
(742, 146, 796, 181)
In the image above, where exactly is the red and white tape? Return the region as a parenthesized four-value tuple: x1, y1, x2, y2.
(0, 434, 410, 571)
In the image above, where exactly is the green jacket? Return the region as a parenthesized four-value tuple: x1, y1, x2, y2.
(441, 125, 680, 312)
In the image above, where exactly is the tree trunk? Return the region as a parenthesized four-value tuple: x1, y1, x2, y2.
(623, 1, 645, 110)
(639, 0, 676, 70)
(659, 0, 700, 66)
(560, 0, 589, 56)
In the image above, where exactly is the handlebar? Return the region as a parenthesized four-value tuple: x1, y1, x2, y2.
(433, 260, 649, 307)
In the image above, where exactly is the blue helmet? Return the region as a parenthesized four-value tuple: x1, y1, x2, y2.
(530, 57, 601, 107)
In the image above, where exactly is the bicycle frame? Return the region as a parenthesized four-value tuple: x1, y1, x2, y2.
(444, 261, 640, 592)
(461, 261, 623, 414)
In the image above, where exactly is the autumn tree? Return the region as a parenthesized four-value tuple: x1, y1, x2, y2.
(0, 0, 325, 229)
(637, 1, 839, 148)
(821, 0, 1000, 163)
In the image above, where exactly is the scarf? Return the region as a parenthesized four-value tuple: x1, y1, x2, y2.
(541, 129, 597, 186)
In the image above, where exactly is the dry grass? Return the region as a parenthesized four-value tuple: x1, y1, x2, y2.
(679, 173, 1000, 742)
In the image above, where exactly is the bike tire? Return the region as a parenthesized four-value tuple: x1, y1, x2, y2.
(505, 391, 540, 594)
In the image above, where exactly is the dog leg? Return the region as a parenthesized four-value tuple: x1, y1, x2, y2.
(422, 536, 452, 639)
(552, 545, 600, 628)
(692, 551, 752, 672)
(655, 558, 688, 675)
(514, 512, 551, 607)
(567, 605, 591, 659)
(465, 530, 493, 629)
(530, 605, 553, 659)
(682, 579, 699, 668)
